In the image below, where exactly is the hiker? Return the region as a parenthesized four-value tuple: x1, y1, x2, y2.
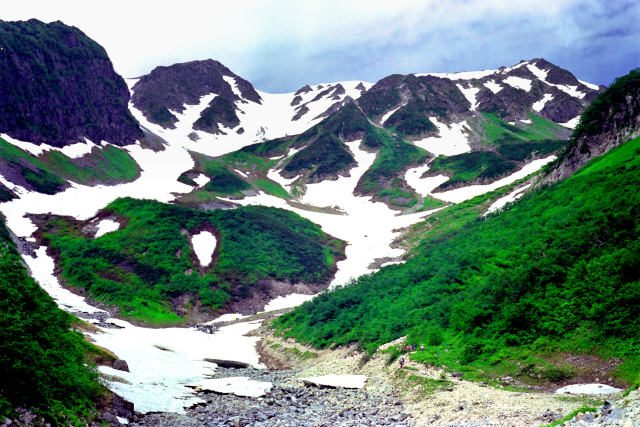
(399, 357, 405, 369)
(420, 344, 425, 351)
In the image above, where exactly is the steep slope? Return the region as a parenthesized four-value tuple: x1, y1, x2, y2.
(0, 19, 143, 147)
(544, 68, 640, 183)
(274, 74, 640, 387)
(0, 215, 103, 424)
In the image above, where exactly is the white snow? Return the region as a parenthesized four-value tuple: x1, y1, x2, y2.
(193, 174, 210, 187)
(222, 140, 432, 288)
(300, 375, 367, 389)
(526, 63, 587, 99)
(380, 104, 404, 125)
(92, 319, 264, 413)
(412, 118, 472, 156)
(532, 94, 554, 112)
(59, 139, 100, 158)
(484, 80, 503, 94)
(555, 384, 623, 395)
(234, 169, 248, 178)
(191, 231, 217, 267)
(263, 294, 315, 312)
(198, 377, 272, 397)
(222, 75, 244, 100)
(415, 69, 497, 80)
(520, 119, 532, 124)
(503, 76, 532, 92)
(116, 416, 129, 425)
(1, 133, 105, 159)
(486, 184, 531, 214)
(579, 79, 600, 90)
(561, 116, 581, 129)
(433, 156, 556, 203)
(22, 246, 104, 314)
(404, 163, 449, 197)
(456, 83, 480, 110)
(95, 219, 120, 238)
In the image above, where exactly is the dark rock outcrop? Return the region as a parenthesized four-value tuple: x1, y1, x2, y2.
(131, 59, 261, 132)
(0, 19, 143, 147)
(543, 68, 640, 183)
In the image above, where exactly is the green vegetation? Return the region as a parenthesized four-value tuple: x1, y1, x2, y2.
(193, 96, 239, 132)
(429, 151, 518, 190)
(496, 139, 568, 162)
(357, 127, 428, 196)
(542, 406, 598, 427)
(0, 137, 67, 194)
(41, 198, 344, 324)
(480, 112, 566, 145)
(254, 179, 290, 198)
(418, 196, 447, 212)
(39, 145, 140, 185)
(0, 216, 102, 424)
(284, 133, 355, 178)
(274, 134, 640, 385)
(377, 188, 418, 207)
(394, 369, 453, 397)
(384, 101, 436, 136)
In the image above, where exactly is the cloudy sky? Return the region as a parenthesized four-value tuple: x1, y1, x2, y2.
(4, 0, 639, 92)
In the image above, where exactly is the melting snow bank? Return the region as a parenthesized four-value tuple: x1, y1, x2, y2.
(404, 163, 449, 197)
(92, 319, 264, 414)
(433, 156, 555, 203)
(555, 384, 623, 395)
(263, 293, 315, 311)
(300, 375, 367, 389)
(198, 377, 273, 397)
(412, 118, 472, 156)
(95, 219, 120, 238)
(191, 231, 217, 267)
(486, 184, 531, 214)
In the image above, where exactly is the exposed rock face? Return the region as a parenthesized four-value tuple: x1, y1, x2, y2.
(131, 59, 262, 133)
(543, 68, 640, 184)
(0, 19, 143, 147)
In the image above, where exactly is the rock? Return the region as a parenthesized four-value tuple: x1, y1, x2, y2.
(113, 359, 130, 372)
(204, 359, 250, 369)
(452, 371, 463, 377)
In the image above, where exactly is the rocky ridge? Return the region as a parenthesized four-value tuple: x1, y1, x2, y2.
(0, 19, 143, 147)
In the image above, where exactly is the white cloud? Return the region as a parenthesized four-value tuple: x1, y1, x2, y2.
(2, 0, 637, 90)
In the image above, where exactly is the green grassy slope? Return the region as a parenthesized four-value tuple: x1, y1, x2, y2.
(0, 137, 141, 193)
(0, 216, 102, 424)
(274, 134, 640, 384)
(40, 198, 344, 325)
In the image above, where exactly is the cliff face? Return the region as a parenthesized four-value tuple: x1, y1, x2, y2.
(543, 69, 640, 183)
(0, 19, 143, 147)
(130, 59, 262, 133)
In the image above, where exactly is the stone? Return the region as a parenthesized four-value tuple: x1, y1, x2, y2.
(113, 359, 130, 372)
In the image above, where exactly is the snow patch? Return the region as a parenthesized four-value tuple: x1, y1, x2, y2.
(484, 80, 503, 94)
(193, 174, 210, 187)
(555, 384, 623, 395)
(526, 63, 587, 98)
(263, 294, 314, 312)
(503, 76, 532, 92)
(412, 118, 471, 156)
(433, 156, 556, 203)
(191, 231, 217, 267)
(579, 79, 600, 90)
(532, 94, 554, 112)
(561, 116, 581, 129)
(456, 83, 480, 110)
(404, 163, 449, 197)
(486, 184, 531, 214)
(222, 75, 244, 100)
(95, 219, 120, 238)
(520, 119, 532, 124)
(380, 104, 404, 125)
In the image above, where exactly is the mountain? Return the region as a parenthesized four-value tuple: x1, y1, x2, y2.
(274, 69, 640, 390)
(0, 20, 143, 147)
(544, 68, 640, 183)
